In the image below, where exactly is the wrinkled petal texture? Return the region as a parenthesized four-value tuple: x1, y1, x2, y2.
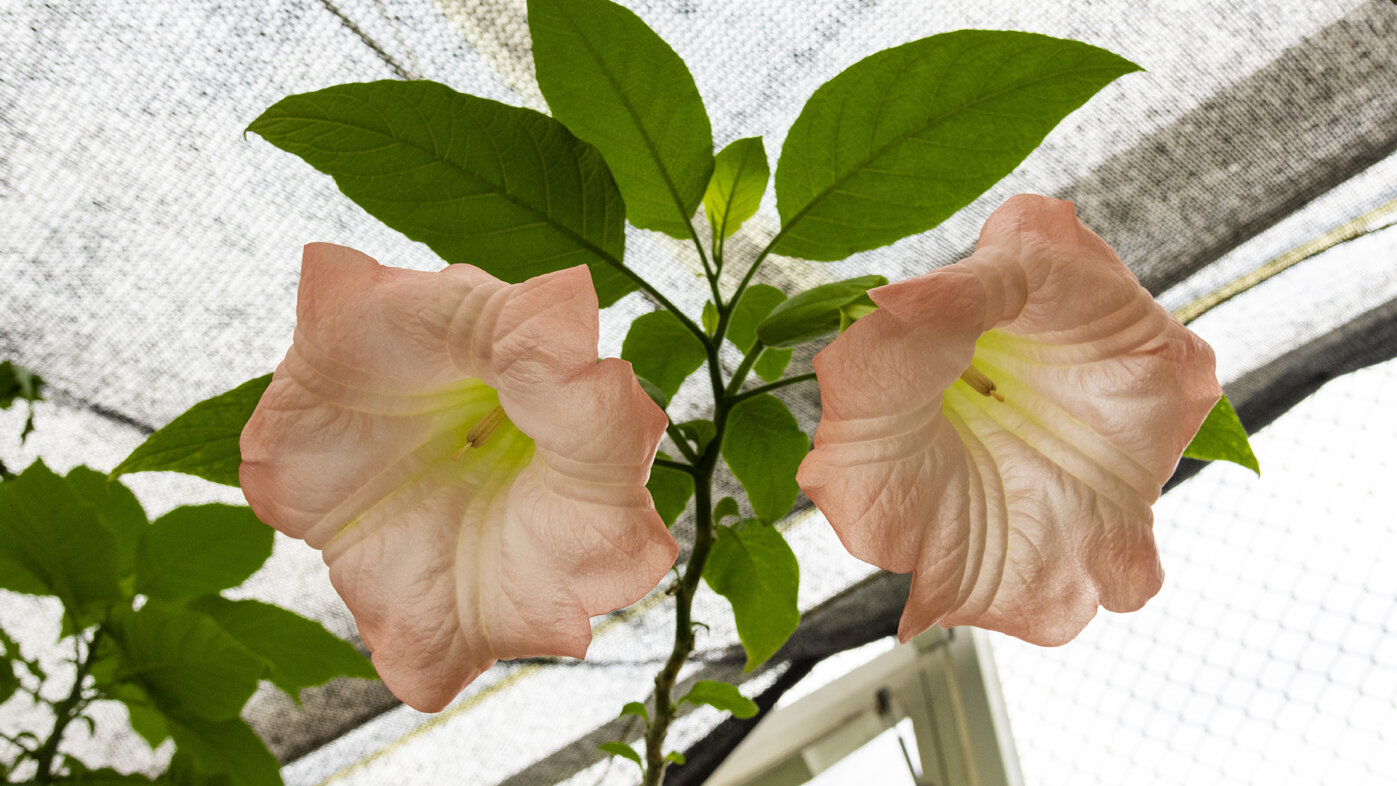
(240, 244, 676, 711)
(798, 195, 1221, 646)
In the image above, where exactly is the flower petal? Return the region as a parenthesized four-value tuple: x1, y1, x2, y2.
(242, 244, 674, 711)
(799, 195, 1220, 646)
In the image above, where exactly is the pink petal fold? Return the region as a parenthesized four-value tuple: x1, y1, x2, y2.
(798, 195, 1221, 646)
(241, 244, 676, 711)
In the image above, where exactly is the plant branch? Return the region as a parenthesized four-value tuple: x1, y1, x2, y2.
(728, 372, 817, 404)
(32, 628, 102, 783)
(652, 456, 695, 474)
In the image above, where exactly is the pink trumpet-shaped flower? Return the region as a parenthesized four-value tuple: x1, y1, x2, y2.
(797, 195, 1221, 646)
(241, 244, 677, 711)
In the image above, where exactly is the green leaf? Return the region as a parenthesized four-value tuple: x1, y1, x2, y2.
(622, 311, 707, 401)
(112, 375, 271, 487)
(665, 751, 686, 766)
(135, 505, 272, 604)
(726, 284, 787, 353)
(721, 394, 808, 523)
(647, 454, 694, 528)
(0, 360, 44, 442)
(774, 31, 1139, 260)
(530, 0, 714, 237)
(165, 715, 282, 786)
(619, 700, 649, 724)
(126, 702, 170, 750)
(755, 275, 887, 348)
(679, 679, 758, 719)
(704, 137, 769, 240)
(702, 300, 719, 336)
(1183, 395, 1259, 474)
(752, 348, 793, 383)
(675, 420, 716, 455)
(0, 645, 17, 705)
(636, 377, 670, 411)
(713, 496, 740, 525)
(0, 461, 123, 617)
(65, 468, 147, 582)
(189, 596, 376, 702)
(108, 602, 265, 722)
(704, 520, 800, 671)
(248, 81, 633, 306)
(598, 741, 643, 770)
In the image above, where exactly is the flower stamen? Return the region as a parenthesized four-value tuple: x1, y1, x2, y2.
(454, 405, 509, 459)
(959, 364, 1005, 402)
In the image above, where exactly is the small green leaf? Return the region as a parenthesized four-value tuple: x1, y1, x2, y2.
(622, 311, 707, 401)
(679, 679, 758, 719)
(598, 741, 643, 770)
(636, 377, 670, 411)
(774, 31, 1139, 260)
(249, 81, 632, 306)
(721, 395, 808, 523)
(704, 137, 769, 240)
(752, 348, 793, 383)
(619, 700, 649, 724)
(726, 284, 787, 353)
(1183, 395, 1259, 474)
(0, 658, 17, 706)
(65, 468, 147, 582)
(0, 461, 123, 617)
(713, 496, 740, 525)
(189, 596, 376, 702)
(665, 751, 687, 766)
(0, 360, 44, 442)
(756, 275, 887, 348)
(703, 521, 800, 671)
(647, 454, 694, 528)
(530, 0, 714, 237)
(675, 420, 716, 455)
(135, 505, 273, 603)
(165, 715, 283, 786)
(108, 602, 265, 722)
(112, 375, 271, 487)
(702, 300, 719, 336)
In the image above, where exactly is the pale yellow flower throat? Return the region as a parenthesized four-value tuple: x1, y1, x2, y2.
(959, 364, 1005, 402)
(453, 405, 509, 459)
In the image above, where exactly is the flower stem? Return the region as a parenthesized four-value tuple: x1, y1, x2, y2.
(32, 628, 101, 783)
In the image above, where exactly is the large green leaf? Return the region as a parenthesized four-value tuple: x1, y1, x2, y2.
(678, 679, 759, 718)
(248, 81, 633, 305)
(0, 461, 123, 617)
(1183, 395, 1259, 474)
(112, 375, 271, 487)
(622, 310, 708, 401)
(529, 0, 714, 237)
(108, 602, 265, 722)
(703, 520, 800, 671)
(189, 596, 376, 702)
(66, 467, 147, 582)
(704, 137, 769, 241)
(135, 505, 273, 604)
(165, 715, 282, 786)
(721, 395, 808, 524)
(755, 275, 886, 349)
(774, 31, 1139, 260)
